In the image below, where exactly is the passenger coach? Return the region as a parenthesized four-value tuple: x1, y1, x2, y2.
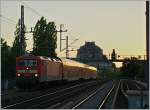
(16, 55, 98, 88)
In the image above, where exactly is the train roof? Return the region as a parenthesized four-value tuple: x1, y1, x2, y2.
(61, 58, 97, 71)
(16, 55, 61, 61)
(16, 55, 45, 60)
(16, 56, 97, 71)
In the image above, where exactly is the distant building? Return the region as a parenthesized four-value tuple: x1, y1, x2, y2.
(76, 41, 115, 72)
(77, 42, 107, 60)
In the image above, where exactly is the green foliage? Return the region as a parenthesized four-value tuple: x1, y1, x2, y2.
(100, 69, 121, 78)
(32, 16, 57, 57)
(11, 19, 26, 57)
(2, 19, 27, 79)
(120, 57, 145, 78)
(1, 38, 10, 79)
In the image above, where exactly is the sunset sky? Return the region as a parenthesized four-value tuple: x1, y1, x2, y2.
(1, 0, 147, 67)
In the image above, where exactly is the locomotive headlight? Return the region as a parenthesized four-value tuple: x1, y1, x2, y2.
(34, 74, 38, 77)
(17, 73, 21, 77)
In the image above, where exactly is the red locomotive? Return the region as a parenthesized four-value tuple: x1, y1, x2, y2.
(16, 55, 98, 88)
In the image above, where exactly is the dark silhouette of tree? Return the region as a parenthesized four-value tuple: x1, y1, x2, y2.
(121, 57, 145, 78)
(11, 19, 26, 57)
(32, 16, 57, 57)
(8, 19, 26, 78)
(1, 38, 10, 79)
(46, 22, 57, 57)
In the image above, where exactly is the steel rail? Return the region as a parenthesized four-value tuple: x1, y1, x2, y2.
(72, 80, 116, 109)
(1, 89, 17, 96)
(121, 80, 128, 98)
(134, 80, 148, 88)
(72, 83, 107, 109)
(98, 82, 116, 109)
(133, 80, 147, 90)
(134, 83, 141, 90)
(111, 80, 121, 109)
(3, 81, 97, 109)
(30, 84, 91, 108)
(2, 81, 90, 105)
(126, 82, 130, 90)
(127, 80, 142, 90)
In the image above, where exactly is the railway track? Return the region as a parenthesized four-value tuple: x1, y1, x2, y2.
(99, 80, 120, 109)
(121, 79, 147, 99)
(2, 80, 101, 109)
(121, 79, 148, 109)
(3, 79, 145, 109)
(1, 88, 19, 96)
(72, 80, 121, 109)
(121, 80, 128, 98)
(2, 80, 98, 107)
(122, 79, 146, 91)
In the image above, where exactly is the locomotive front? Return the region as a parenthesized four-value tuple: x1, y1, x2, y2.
(16, 56, 41, 87)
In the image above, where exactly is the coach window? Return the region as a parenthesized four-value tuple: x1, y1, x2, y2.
(18, 60, 27, 66)
(28, 60, 37, 66)
(33, 60, 37, 66)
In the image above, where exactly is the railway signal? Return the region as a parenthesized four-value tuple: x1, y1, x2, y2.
(111, 49, 117, 60)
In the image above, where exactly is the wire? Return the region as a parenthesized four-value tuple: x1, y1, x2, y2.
(1, 33, 13, 38)
(19, 0, 42, 17)
(0, 14, 16, 24)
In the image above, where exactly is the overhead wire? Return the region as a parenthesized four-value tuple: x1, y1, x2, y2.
(0, 14, 16, 25)
(1, 0, 42, 25)
(19, 0, 42, 17)
(1, 0, 43, 50)
(0, 14, 16, 39)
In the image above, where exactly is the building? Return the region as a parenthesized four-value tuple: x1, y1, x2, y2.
(76, 41, 115, 72)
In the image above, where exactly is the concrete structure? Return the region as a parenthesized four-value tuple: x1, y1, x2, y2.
(77, 42, 104, 60)
(127, 90, 148, 109)
(76, 42, 115, 72)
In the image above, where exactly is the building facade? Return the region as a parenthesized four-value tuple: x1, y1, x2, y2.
(76, 42, 115, 72)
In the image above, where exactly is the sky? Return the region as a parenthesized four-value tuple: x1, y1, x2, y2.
(0, 0, 147, 67)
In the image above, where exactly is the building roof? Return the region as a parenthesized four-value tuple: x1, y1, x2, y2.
(77, 41, 105, 60)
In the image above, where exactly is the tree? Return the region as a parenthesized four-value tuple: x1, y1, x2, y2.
(1, 38, 10, 79)
(120, 57, 145, 78)
(11, 19, 26, 57)
(32, 16, 57, 57)
(8, 19, 26, 78)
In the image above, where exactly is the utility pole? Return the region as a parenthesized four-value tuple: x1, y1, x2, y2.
(20, 5, 24, 56)
(58, 35, 69, 58)
(56, 24, 67, 52)
(66, 36, 69, 58)
(146, 1, 149, 87)
(61, 37, 78, 58)
(20, 5, 34, 55)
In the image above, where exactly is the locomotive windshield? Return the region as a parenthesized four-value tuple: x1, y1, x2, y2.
(17, 60, 37, 66)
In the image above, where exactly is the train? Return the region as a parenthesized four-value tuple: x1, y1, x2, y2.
(16, 55, 98, 88)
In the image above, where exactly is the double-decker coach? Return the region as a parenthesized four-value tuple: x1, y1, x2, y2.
(16, 55, 98, 88)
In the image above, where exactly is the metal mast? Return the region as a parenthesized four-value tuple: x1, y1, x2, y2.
(146, 1, 149, 86)
(55, 24, 67, 52)
(20, 5, 24, 56)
